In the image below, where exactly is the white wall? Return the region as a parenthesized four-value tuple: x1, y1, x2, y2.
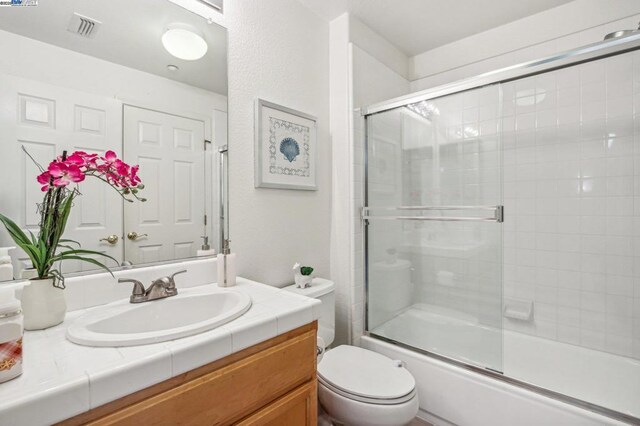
(329, 13, 352, 345)
(329, 13, 410, 344)
(225, 0, 331, 287)
(348, 15, 410, 81)
(411, 0, 640, 90)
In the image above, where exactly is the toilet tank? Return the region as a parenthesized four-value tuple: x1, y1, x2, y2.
(284, 278, 335, 346)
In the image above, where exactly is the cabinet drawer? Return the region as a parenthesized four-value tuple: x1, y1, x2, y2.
(237, 379, 317, 426)
(89, 328, 316, 426)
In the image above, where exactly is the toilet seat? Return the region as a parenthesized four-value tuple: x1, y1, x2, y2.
(318, 345, 416, 405)
(318, 375, 416, 405)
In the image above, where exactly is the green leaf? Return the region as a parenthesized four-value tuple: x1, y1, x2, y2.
(28, 229, 38, 245)
(0, 213, 42, 272)
(53, 249, 118, 265)
(0, 213, 31, 245)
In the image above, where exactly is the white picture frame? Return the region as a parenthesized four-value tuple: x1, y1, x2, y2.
(254, 99, 318, 190)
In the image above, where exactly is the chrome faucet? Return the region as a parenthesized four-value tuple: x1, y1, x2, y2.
(118, 270, 187, 303)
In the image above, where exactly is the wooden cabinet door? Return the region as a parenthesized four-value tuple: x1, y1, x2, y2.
(237, 380, 317, 426)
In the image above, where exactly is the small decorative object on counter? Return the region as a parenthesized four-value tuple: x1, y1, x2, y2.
(0, 289, 23, 383)
(197, 235, 216, 257)
(217, 239, 236, 287)
(0, 148, 145, 330)
(293, 262, 314, 288)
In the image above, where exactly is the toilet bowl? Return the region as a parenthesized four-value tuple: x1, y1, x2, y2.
(318, 345, 418, 426)
(285, 279, 419, 426)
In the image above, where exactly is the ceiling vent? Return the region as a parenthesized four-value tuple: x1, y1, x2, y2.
(67, 13, 101, 38)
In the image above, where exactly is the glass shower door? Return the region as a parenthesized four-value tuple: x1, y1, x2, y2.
(365, 85, 504, 372)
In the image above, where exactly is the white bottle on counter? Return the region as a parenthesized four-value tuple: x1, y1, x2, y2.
(196, 236, 216, 257)
(0, 289, 23, 383)
(217, 239, 236, 287)
(0, 247, 15, 282)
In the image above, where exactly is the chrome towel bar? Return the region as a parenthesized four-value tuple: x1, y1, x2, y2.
(361, 205, 504, 223)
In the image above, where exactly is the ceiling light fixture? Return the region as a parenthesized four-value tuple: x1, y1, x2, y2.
(162, 24, 208, 61)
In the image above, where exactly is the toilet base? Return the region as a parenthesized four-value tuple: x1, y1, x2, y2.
(318, 382, 419, 426)
(318, 405, 335, 426)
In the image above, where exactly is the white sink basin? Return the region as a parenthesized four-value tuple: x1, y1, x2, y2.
(66, 287, 251, 347)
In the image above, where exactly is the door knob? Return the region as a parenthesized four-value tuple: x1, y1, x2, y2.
(127, 231, 148, 241)
(100, 234, 119, 245)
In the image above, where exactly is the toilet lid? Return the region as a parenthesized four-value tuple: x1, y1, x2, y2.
(318, 345, 415, 401)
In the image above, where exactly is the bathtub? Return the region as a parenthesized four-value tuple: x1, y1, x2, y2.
(363, 304, 639, 425)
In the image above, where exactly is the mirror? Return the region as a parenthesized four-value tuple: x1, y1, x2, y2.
(0, 0, 227, 281)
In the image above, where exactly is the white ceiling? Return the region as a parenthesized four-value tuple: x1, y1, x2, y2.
(0, 0, 227, 94)
(297, 0, 575, 56)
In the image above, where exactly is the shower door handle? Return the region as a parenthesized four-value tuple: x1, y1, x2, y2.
(362, 205, 504, 223)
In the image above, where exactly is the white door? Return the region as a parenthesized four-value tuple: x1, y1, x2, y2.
(0, 75, 123, 275)
(123, 105, 206, 264)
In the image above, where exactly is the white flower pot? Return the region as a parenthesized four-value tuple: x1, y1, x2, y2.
(295, 274, 313, 288)
(21, 277, 66, 330)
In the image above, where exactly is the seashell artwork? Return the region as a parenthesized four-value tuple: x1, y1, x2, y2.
(256, 99, 317, 190)
(279, 137, 300, 162)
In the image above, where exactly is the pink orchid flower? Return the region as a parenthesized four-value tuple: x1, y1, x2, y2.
(101, 150, 118, 165)
(130, 165, 141, 186)
(35, 149, 142, 196)
(114, 159, 130, 176)
(48, 162, 85, 187)
(36, 171, 52, 192)
(65, 151, 98, 169)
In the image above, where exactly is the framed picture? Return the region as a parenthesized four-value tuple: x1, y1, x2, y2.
(254, 99, 317, 190)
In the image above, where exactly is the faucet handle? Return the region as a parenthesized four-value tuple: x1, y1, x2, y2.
(118, 278, 145, 297)
(167, 270, 187, 288)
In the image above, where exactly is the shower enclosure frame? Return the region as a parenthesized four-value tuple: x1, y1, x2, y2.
(361, 33, 640, 425)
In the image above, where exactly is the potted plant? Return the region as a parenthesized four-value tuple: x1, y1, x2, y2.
(0, 149, 145, 330)
(293, 262, 314, 288)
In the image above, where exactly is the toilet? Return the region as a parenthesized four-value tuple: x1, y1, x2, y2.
(285, 279, 419, 426)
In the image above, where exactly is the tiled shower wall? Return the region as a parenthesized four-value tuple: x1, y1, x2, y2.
(502, 50, 640, 359)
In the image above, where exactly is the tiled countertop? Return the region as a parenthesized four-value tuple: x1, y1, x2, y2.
(0, 278, 320, 426)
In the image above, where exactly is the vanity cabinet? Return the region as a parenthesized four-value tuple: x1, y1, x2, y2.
(59, 322, 317, 426)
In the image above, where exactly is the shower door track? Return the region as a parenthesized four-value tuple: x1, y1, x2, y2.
(361, 33, 640, 426)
